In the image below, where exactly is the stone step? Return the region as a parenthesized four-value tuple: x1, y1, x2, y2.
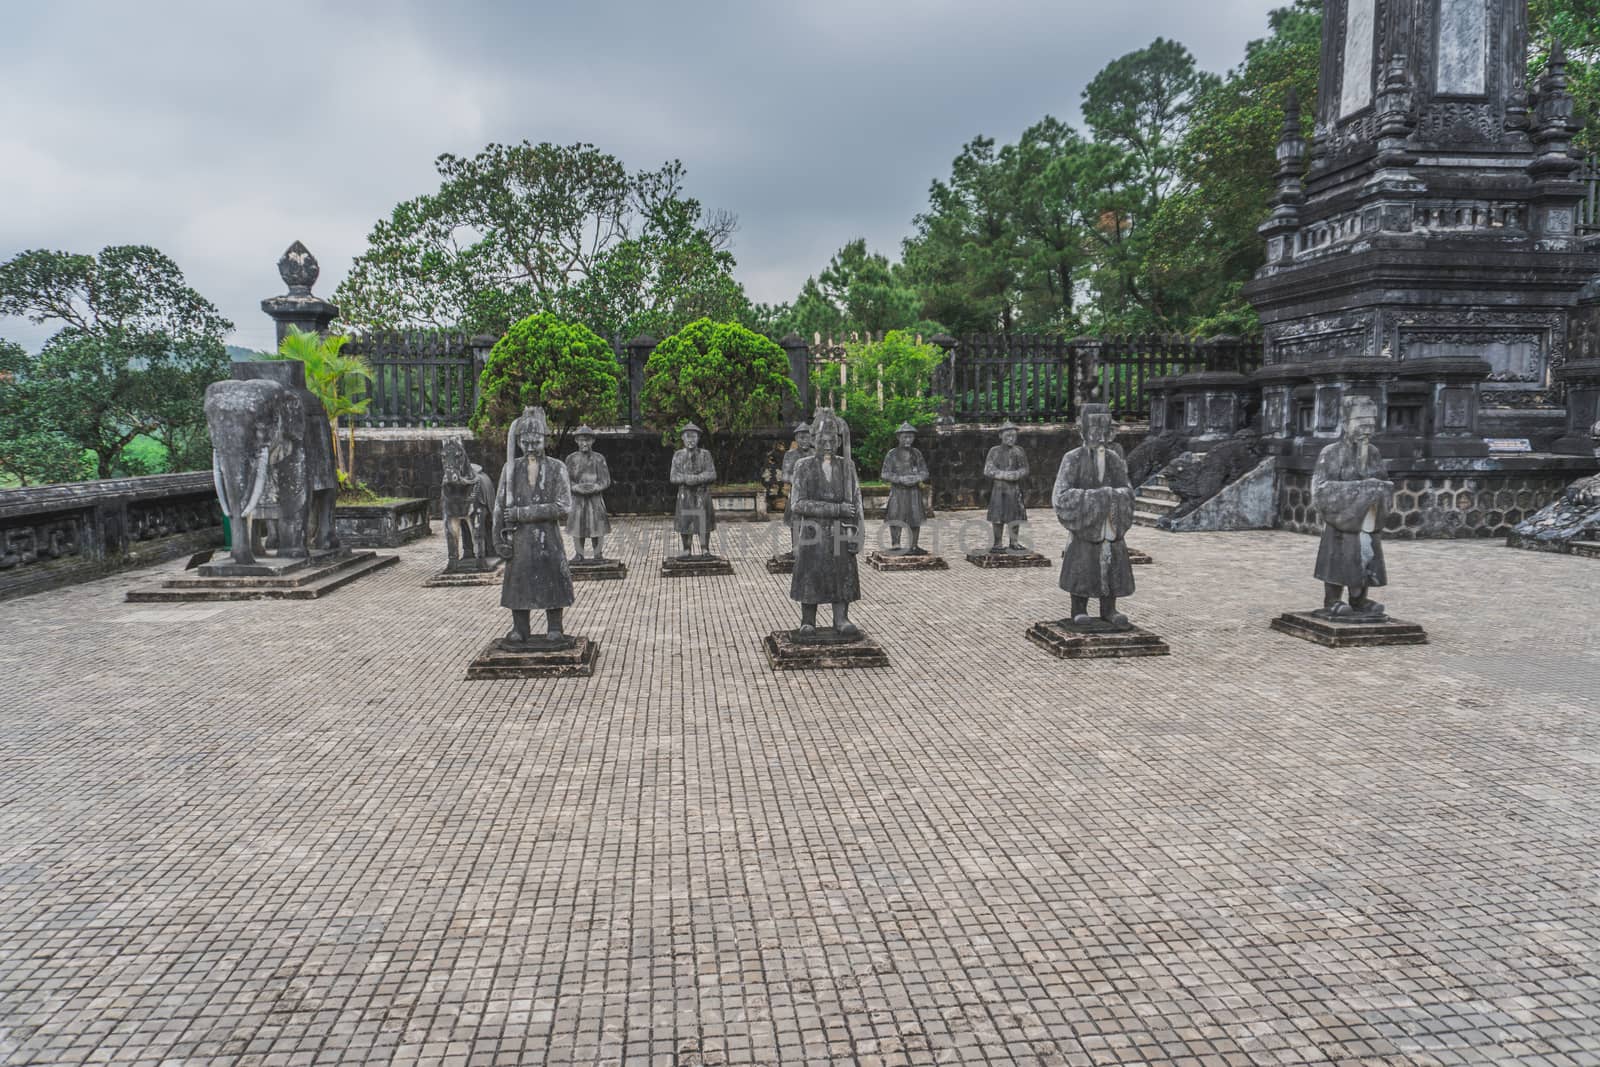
(158, 551, 381, 590)
(1572, 539, 1600, 559)
(1139, 486, 1180, 504)
(126, 553, 397, 601)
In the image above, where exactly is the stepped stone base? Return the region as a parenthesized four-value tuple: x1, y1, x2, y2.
(766, 553, 795, 574)
(1129, 548, 1154, 565)
(1573, 540, 1600, 559)
(1269, 611, 1428, 648)
(1025, 619, 1170, 659)
(661, 555, 734, 578)
(127, 550, 396, 602)
(424, 557, 505, 587)
(570, 558, 627, 581)
(465, 635, 598, 679)
(966, 549, 1051, 569)
(764, 629, 889, 670)
(867, 550, 949, 571)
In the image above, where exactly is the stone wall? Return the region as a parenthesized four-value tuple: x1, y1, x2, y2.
(1275, 456, 1597, 539)
(0, 473, 223, 602)
(358, 424, 1153, 516)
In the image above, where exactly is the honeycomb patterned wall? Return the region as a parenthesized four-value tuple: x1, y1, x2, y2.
(1277, 471, 1577, 539)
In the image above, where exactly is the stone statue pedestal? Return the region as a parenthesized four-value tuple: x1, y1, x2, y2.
(465, 634, 599, 678)
(661, 554, 734, 578)
(1025, 619, 1171, 659)
(867, 549, 948, 571)
(127, 550, 394, 602)
(1269, 611, 1428, 648)
(764, 628, 889, 670)
(424, 556, 504, 587)
(965, 548, 1050, 568)
(570, 558, 627, 582)
(765, 552, 794, 574)
(1129, 548, 1154, 565)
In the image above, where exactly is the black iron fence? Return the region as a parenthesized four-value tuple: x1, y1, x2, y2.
(347, 329, 1263, 428)
(1581, 155, 1600, 236)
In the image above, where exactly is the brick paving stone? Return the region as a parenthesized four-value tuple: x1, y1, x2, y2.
(0, 515, 1597, 1065)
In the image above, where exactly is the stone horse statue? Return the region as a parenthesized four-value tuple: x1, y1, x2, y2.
(440, 436, 495, 572)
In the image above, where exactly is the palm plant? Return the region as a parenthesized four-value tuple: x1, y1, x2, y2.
(273, 327, 374, 489)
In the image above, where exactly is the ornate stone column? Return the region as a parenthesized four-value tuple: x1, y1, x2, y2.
(260, 241, 338, 345)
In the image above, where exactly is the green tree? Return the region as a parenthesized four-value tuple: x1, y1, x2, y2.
(1531, 0, 1599, 153)
(0, 340, 94, 486)
(1143, 1, 1321, 333)
(640, 319, 795, 471)
(470, 312, 621, 448)
(335, 142, 750, 338)
(0, 246, 232, 479)
(270, 327, 374, 488)
(810, 330, 943, 474)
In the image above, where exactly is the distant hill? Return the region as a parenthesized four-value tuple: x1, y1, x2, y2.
(226, 344, 268, 361)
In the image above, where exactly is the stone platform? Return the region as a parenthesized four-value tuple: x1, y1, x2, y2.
(1129, 547, 1153, 564)
(1025, 618, 1171, 659)
(965, 548, 1051, 568)
(764, 628, 889, 670)
(126, 550, 396, 601)
(1270, 611, 1429, 648)
(765, 554, 794, 574)
(422, 557, 505, 587)
(867, 549, 949, 571)
(570, 558, 628, 581)
(661, 555, 734, 578)
(464, 635, 599, 679)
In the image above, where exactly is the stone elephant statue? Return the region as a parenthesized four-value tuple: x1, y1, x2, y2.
(204, 361, 340, 568)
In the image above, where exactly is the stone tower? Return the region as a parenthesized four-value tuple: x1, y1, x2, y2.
(1244, 0, 1596, 444)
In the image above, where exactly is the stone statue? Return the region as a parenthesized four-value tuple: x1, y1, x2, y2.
(1051, 405, 1137, 629)
(493, 407, 576, 645)
(440, 435, 494, 572)
(879, 421, 929, 553)
(564, 426, 612, 562)
(781, 420, 813, 556)
(984, 420, 1029, 551)
(670, 422, 717, 558)
(789, 409, 863, 637)
(1311, 396, 1393, 620)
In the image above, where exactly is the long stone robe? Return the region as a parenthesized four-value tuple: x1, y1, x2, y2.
(1052, 445, 1136, 599)
(789, 453, 863, 605)
(1311, 438, 1389, 590)
(494, 454, 575, 611)
(984, 443, 1029, 524)
(671, 447, 717, 537)
(782, 445, 812, 532)
(880, 446, 929, 528)
(564, 450, 612, 539)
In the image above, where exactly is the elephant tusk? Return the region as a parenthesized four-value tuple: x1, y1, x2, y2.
(212, 452, 230, 517)
(241, 445, 271, 519)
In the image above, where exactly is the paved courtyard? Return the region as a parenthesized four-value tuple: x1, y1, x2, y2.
(1, 515, 1598, 1066)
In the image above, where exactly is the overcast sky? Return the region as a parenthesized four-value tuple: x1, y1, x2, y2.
(0, 0, 1284, 353)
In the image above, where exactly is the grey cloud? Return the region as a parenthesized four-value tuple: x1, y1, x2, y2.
(1, 0, 1283, 352)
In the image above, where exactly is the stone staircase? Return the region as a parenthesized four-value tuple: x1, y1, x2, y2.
(1133, 473, 1179, 528)
(1571, 537, 1600, 559)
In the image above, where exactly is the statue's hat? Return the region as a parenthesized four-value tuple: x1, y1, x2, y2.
(793, 420, 812, 435)
(896, 421, 917, 434)
(514, 406, 549, 434)
(997, 419, 1019, 432)
(573, 424, 596, 437)
(680, 421, 703, 435)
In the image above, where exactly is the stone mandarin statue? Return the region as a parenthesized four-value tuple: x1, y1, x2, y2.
(440, 435, 494, 572)
(670, 422, 717, 559)
(984, 421, 1030, 552)
(880, 422, 930, 553)
(781, 420, 813, 557)
(564, 426, 612, 562)
(1311, 396, 1393, 620)
(1052, 406, 1137, 629)
(493, 407, 576, 645)
(789, 409, 864, 637)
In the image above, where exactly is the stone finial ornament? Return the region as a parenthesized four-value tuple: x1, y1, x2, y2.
(277, 241, 319, 295)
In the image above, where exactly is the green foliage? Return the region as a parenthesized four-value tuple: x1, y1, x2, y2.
(762, 239, 923, 339)
(335, 142, 750, 339)
(0, 246, 231, 481)
(0, 339, 95, 485)
(270, 327, 374, 487)
(809, 331, 942, 474)
(641, 319, 794, 469)
(1531, 0, 1599, 153)
(470, 312, 621, 445)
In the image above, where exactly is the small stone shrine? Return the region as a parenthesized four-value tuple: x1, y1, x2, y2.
(1271, 397, 1429, 647)
(967, 421, 1049, 568)
(565, 426, 625, 580)
(766, 420, 812, 574)
(425, 435, 501, 587)
(466, 407, 598, 678)
(1027, 406, 1170, 659)
(765, 409, 888, 669)
(869, 422, 946, 571)
(129, 357, 393, 602)
(663, 422, 733, 577)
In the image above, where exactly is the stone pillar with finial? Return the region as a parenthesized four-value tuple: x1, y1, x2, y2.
(261, 241, 339, 346)
(1529, 40, 1585, 252)
(779, 333, 810, 423)
(1258, 88, 1307, 266)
